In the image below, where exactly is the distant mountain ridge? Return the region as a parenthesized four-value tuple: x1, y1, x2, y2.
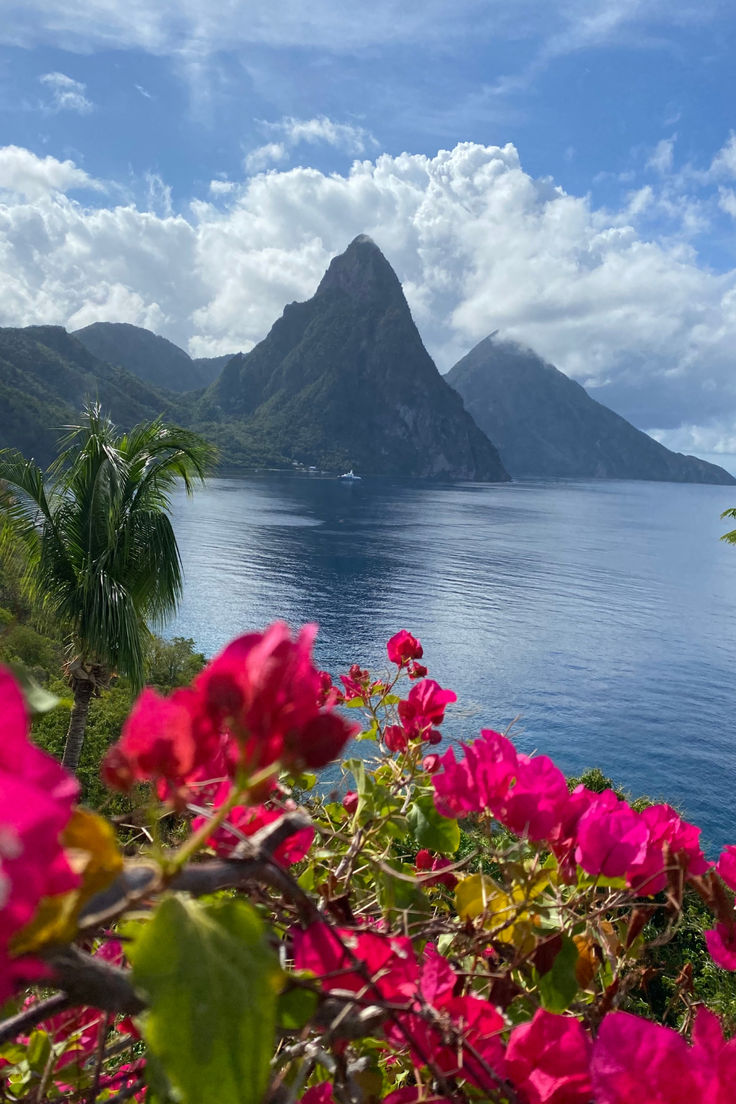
(447, 335, 735, 485)
(73, 322, 234, 393)
(0, 326, 174, 465)
(202, 235, 509, 480)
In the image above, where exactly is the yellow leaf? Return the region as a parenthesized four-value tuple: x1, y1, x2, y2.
(573, 934, 599, 989)
(455, 873, 548, 951)
(12, 808, 123, 954)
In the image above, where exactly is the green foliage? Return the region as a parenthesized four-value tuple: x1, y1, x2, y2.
(128, 896, 281, 1104)
(408, 792, 461, 854)
(0, 404, 214, 688)
(144, 635, 206, 690)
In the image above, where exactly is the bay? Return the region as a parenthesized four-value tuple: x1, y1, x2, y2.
(167, 473, 736, 854)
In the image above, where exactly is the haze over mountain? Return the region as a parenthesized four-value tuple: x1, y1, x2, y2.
(73, 322, 233, 393)
(447, 336, 735, 486)
(202, 235, 509, 480)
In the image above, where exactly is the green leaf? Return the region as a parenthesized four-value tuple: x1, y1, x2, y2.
(8, 663, 62, 714)
(536, 934, 579, 1013)
(26, 1030, 51, 1075)
(128, 896, 282, 1104)
(380, 694, 400, 706)
(407, 794, 460, 855)
(345, 697, 365, 708)
(277, 986, 318, 1031)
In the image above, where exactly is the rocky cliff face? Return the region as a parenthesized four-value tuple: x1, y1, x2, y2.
(447, 336, 736, 485)
(206, 236, 509, 480)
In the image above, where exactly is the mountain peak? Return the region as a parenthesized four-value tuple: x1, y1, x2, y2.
(316, 234, 404, 303)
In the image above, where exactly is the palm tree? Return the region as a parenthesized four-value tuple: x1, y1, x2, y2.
(0, 403, 215, 772)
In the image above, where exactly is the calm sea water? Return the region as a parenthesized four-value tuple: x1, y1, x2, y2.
(166, 474, 736, 854)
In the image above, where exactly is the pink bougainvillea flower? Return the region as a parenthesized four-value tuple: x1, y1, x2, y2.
(300, 1086, 336, 1104)
(103, 623, 358, 796)
(382, 1090, 453, 1104)
(398, 679, 457, 738)
(293, 923, 419, 1002)
(408, 662, 428, 680)
(103, 687, 196, 793)
(384, 724, 409, 753)
(496, 754, 570, 842)
(192, 794, 314, 866)
(591, 1011, 709, 1103)
(715, 845, 736, 892)
(416, 994, 507, 1092)
(574, 791, 649, 878)
(506, 1009, 592, 1104)
(432, 729, 517, 819)
(342, 790, 359, 815)
(415, 850, 457, 889)
(0, 668, 80, 1002)
(387, 630, 424, 667)
(705, 922, 736, 970)
(340, 663, 370, 701)
(626, 804, 708, 896)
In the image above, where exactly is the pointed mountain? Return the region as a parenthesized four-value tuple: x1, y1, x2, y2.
(446, 335, 735, 484)
(205, 236, 509, 480)
(73, 322, 235, 393)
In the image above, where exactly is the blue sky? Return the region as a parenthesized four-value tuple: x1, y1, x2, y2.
(2, 1, 736, 467)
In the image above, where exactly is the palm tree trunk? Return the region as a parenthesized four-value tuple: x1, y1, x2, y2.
(62, 678, 95, 773)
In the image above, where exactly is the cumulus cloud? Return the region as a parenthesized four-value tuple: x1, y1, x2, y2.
(39, 71, 93, 114)
(0, 145, 100, 198)
(2, 138, 736, 452)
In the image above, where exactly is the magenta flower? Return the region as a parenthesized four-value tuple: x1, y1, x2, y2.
(626, 804, 708, 896)
(506, 1009, 592, 1104)
(103, 623, 358, 795)
(705, 922, 736, 970)
(398, 679, 457, 738)
(574, 791, 649, 878)
(715, 844, 736, 892)
(496, 754, 570, 841)
(0, 667, 79, 1003)
(387, 630, 424, 666)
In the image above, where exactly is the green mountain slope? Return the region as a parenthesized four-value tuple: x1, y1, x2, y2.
(0, 326, 175, 464)
(447, 335, 735, 485)
(203, 235, 509, 480)
(73, 322, 233, 393)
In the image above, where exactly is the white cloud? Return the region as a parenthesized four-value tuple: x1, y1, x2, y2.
(0, 0, 717, 57)
(719, 187, 736, 219)
(39, 71, 93, 114)
(647, 135, 676, 175)
(243, 118, 377, 176)
(244, 142, 288, 174)
(264, 116, 378, 155)
(2, 139, 736, 450)
(0, 145, 100, 198)
(710, 133, 736, 179)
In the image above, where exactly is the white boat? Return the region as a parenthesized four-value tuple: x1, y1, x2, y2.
(339, 469, 362, 481)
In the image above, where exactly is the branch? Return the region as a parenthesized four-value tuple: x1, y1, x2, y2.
(43, 946, 146, 1016)
(0, 993, 71, 1047)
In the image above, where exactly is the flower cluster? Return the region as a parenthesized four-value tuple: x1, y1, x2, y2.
(432, 728, 708, 892)
(0, 668, 79, 1001)
(102, 622, 358, 800)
